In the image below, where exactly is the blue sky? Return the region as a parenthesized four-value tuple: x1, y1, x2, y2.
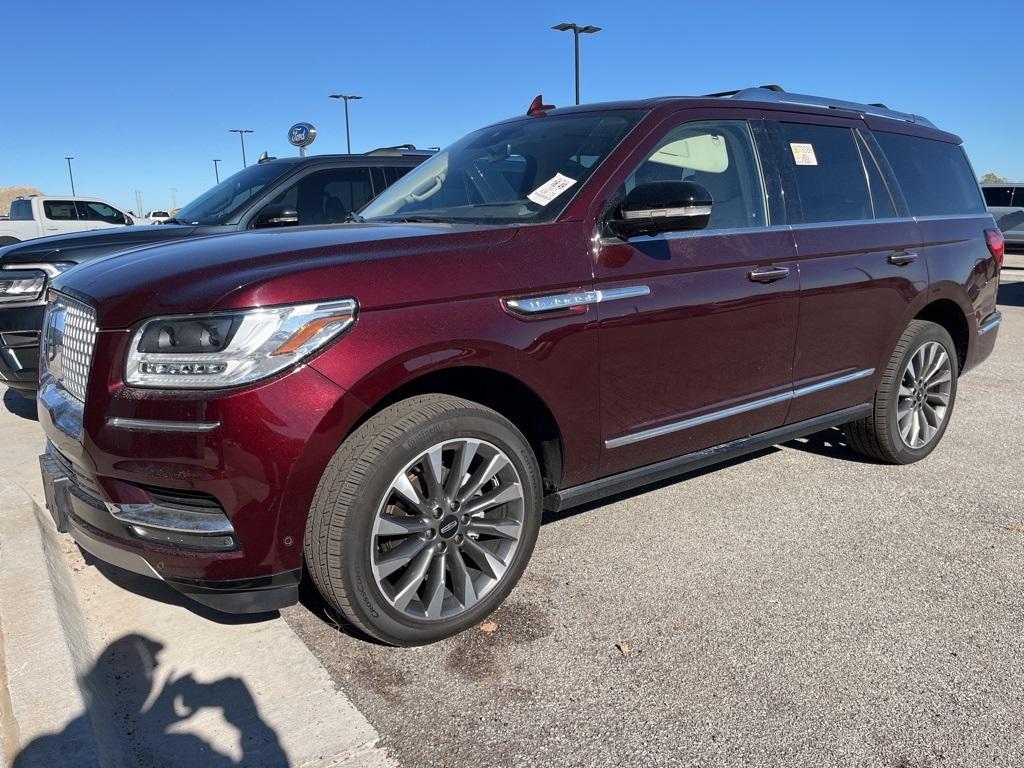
(3, 0, 1021, 213)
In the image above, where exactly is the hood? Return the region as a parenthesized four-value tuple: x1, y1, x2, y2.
(0, 225, 199, 266)
(54, 223, 519, 328)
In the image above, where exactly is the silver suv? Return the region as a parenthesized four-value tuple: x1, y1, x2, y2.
(982, 183, 1024, 251)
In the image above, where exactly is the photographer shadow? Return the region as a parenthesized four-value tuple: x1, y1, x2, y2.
(13, 633, 288, 767)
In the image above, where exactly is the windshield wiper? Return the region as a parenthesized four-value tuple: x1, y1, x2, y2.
(375, 215, 450, 224)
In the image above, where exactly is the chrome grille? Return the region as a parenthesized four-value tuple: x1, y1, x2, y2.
(41, 293, 97, 402)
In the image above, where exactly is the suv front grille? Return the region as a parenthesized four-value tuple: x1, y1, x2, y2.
(41, 293, 97, 402)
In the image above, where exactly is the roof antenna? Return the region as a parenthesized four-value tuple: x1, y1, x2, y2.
(527, 94, 555, 117)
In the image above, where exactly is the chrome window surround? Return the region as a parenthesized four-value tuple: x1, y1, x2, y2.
(606, 368, 875, 449)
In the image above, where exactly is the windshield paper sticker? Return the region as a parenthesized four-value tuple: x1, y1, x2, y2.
(790, 142, 818, 166)
(528, 173, 577, 206)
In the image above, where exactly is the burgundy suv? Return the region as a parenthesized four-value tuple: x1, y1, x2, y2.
(37, 87, 1004, 645)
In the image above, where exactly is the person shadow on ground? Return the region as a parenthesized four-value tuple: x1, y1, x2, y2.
(13, 633, 289, 768)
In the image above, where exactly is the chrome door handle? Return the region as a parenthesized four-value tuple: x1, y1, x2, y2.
(748, 266, 790, 283)
(887, 251, 918, 266)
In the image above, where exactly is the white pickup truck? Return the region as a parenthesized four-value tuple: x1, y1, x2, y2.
(0, 196, 136, 244)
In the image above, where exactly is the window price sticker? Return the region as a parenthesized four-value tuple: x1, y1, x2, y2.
(527, 173, 578, 206)
(790, 142, 818, 166)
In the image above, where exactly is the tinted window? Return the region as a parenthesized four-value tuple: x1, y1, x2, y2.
(777, 123, 872, 223)
(77, 201, 125, 224)
(622, 120, 767, 229)
(1014, 188, 1024, 208)
(8, 200, 33, 220)
(266, 167, 374, 225)
(982, 186, 1013, 207)
(43, 201, 79, 220)
(174, 162, 293, 225)
(383, 166, 413, 186)
(874, 132, 985, 216)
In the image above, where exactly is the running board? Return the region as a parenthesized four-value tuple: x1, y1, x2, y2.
(544, 403, 872, 513)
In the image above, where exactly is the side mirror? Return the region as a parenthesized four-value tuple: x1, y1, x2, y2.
(124, 214, 134, 226)
(254, 204, 299, 228)
(607, 180, 712, 239)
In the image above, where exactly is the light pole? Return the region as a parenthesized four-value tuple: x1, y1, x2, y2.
(64, 156, 76, 196)
(551, 23, 601, 105)
(328, 94, 362, 153)
(170, 188, 178, 209)
(229, 129, 253, 168)
(213, 159, 222, 184)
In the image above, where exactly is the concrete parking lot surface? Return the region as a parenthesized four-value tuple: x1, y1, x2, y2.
(284, 274, 1024, 768)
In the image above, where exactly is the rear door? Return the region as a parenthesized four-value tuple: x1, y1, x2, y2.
(765, 114, 925, 424)
(591, 110, 800, 476)
(42, 200, 84, 235)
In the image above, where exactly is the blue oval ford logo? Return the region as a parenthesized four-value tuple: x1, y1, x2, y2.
(288, 122, 317, 148)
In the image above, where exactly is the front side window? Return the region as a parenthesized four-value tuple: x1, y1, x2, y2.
(173, 162, 294, 225)
(43, 200, 79, 221)
(360, 111, 644, 225)
(77, 201, 125, 224)
(620, 119, 768, 230)
(874, 131, 986, 217)
(776, 123, 873, 224)
(983, 186, 1014, 207)
(266, 167, 374, 225)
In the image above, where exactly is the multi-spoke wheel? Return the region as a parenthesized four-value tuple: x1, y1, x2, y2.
(845, 320, 959, 464)
(305, 394, 542, 646)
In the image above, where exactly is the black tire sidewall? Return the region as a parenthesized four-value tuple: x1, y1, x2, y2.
(883, 323, 958, 463)
(341, 409, 542, 646)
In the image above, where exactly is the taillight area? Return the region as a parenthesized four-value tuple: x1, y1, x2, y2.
(985, 228, 1005, 268)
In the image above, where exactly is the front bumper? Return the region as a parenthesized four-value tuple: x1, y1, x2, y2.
(0, 303, 44, 390)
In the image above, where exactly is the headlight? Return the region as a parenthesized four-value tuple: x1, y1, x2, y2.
(124, 299, 357, 389)
(0, 262, 76, 303)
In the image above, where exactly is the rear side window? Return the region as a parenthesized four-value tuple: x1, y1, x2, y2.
(983, 186, 1014, 207)
(874, 132, 985, 217)
(776, 123, 873, 224)
(8, 200, 33, 220)
(43, 201, 79, 220)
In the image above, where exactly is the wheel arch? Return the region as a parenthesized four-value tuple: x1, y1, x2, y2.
(347, 365, 565, 494)
(914, 297, 970, 371)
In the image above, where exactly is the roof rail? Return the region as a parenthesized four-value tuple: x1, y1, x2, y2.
(705, 85, 935, 127)
(364, 144, 435, 157)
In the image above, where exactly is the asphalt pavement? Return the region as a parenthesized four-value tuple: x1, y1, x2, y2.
(284, 270, 1024, 768)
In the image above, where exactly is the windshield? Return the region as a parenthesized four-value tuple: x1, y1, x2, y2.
(173, 163, 293, 225)
(360, 110, 644, 225)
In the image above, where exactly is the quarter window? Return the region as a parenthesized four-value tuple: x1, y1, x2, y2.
(622, 120, 767, 230)
(874, 132, 986, 217)
(43, 201, 79, 220)
(776, 123, 873, 224)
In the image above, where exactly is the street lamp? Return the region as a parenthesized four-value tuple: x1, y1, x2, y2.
(213, 159, 222, 184)
(170, 188, 178, 209)
(328, 94, 363, 154)
(551, 22, 601, 105)
(229, 129, 254, 168)
(64, 156, 76, 196)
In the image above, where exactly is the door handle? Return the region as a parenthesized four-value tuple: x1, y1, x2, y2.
(887, 251, 918, 266)
(748, 266, 790, 283)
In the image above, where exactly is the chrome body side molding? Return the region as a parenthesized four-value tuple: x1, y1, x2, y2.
(505, 285, 650, 315)
(605, 368, 875, 449)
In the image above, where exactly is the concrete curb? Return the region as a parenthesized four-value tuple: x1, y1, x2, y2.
(0, 453, 395, 767)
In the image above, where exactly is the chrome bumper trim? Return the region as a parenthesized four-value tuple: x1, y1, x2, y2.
(107, 417, 221, 433)
(104, 501, 236, 536)
(978, 311, 1002, 336)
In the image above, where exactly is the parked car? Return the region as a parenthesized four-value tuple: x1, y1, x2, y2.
(0, 147, 431, 392)
(0, 196, 136, 245)
(146, 210, 171, 224)
(981, 183, 1024, 252)
(37, 87, 1003, 646)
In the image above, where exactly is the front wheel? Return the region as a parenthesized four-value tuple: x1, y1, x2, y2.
(305, 394, 543, 645)
(844, 319, 958, 464)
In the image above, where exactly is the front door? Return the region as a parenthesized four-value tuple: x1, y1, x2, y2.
(591, 112, 800, 476)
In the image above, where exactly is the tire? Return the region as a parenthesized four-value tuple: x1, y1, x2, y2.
(843, 320, 958, 464)
(304, 394, 543, 646)
(0, 237, 20, 247)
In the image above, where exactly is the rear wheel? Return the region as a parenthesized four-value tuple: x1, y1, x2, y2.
(305, 394, 542, 646)
(844, 320, 958, 464)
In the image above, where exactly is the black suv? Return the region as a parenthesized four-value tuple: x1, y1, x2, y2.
(0, 146, 432, 392)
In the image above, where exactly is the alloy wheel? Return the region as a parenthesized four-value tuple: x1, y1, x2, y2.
(897, 341, 952, 449)
(369, 439, 525, 620)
